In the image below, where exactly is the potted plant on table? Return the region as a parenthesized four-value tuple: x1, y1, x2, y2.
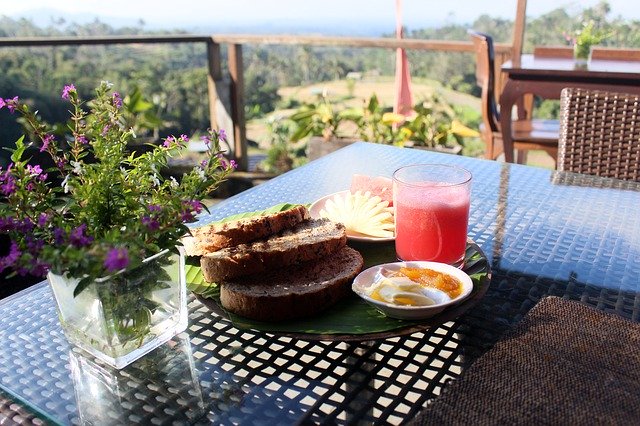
(567, 20, 612, 65)
(0, 82, 235, 369)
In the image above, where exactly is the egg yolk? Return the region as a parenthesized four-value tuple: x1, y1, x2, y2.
(394, 267, 462, 298)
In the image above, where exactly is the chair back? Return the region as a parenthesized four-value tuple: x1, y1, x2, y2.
(559, 88, 640, 182)
(590, 47, 640, 61)
(533, 46, 574, 59)
(468, 30, 500, 133)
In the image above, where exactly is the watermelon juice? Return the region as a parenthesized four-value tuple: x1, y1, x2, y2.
(393, 165, 472, 265)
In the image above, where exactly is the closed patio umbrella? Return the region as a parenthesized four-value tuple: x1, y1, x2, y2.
(393, 0, 414, 117)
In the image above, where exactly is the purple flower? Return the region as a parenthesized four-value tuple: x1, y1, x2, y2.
(180, 210, 195, 222)
(104, 248, 129, 272)
(147, 204, 162, 212)
(112, 92, 123, 108)
(189, 200, 203, 214)
(141, 215, 160, 231)
(37, 213, 49, 227)
(26, 182, 35, 191)
(56, 158, 67, 171)
(229, 160, 238, 169)
(0, 241, 21, 273)
(5, 96, 18, 113)
(0, 176, 16, 195)
(163, 136, 176, 148)
(29, 262, 49, 277)
(26, 164, 43, 176)
(180, 134, 189, 143)
(101, 125, 111, 136)
(76, 135, 88, 145)
(0, 217, 16, 232)
(38, 173, 48, 182)
(200, 159, 208, 169)
(69, 224, 93, 248)
(41, 134, 55, 153)
(17, 218, 34, 233)
(61, 84, 76, 100)
(25, 236, 44, 254)
(218, 129, 227, 142)
(200, 135, 211, 146)
(0, 98, 5, 109)
(53, 227, 66, 245)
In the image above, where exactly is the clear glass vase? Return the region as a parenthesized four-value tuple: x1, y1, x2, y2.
(573, 43, 591, 66)
(48, 248, 187, 369)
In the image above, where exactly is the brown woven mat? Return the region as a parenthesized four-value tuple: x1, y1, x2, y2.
(411, 296, 640, 425)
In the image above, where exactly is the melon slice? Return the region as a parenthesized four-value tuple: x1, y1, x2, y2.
(350, 174, 393, 206)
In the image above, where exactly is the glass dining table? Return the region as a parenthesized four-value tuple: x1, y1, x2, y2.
(1, 142, 639, 424)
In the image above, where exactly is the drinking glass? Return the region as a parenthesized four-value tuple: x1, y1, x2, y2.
(393, 164, 472, 266)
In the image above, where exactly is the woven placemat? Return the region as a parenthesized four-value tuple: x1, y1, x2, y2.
(411, 296, 640, 425)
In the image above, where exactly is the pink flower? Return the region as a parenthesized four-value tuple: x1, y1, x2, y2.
(40, 134, 55, 153)
(5, 96, 19, 113)
(61, 84, 76, 100)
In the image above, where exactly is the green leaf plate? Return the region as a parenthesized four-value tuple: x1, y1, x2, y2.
(187, 205, 491, 341)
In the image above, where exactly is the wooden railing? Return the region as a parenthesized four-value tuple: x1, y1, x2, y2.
(0, 34, 514, 170)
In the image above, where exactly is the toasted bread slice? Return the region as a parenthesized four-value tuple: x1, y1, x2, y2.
(219, 246, 364, 321)
(200, 218, 346, 282)
(182, 205, 310, 256)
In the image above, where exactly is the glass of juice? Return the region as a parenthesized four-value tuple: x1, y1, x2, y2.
(393, 164, 472, 266)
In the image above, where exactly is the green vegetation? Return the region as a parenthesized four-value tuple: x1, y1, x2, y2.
(0, 0, 637, 165)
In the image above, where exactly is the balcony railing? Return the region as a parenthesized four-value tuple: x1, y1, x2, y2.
(0, 30, 518, 170)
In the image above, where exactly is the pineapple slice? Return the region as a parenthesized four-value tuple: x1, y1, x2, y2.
(320, 191, 395, 238)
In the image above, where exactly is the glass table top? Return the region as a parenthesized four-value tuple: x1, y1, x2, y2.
(1, 142, 639, 424)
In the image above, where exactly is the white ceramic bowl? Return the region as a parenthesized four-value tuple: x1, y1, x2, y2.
(352, 261, 473, 320)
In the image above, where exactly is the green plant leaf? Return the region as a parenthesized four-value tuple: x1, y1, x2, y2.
(10, 136, 26, 163)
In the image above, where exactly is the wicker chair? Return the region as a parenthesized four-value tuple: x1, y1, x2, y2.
(558, 87, 640, 182)
(469, 31, 559, 163)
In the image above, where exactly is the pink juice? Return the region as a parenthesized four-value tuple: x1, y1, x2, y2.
(394, 185, 470, 265)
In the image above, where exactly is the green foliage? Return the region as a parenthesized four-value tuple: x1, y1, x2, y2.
(288, 92, 478, 149)
(289, 97, 354, 141)
(258, 117, 307, 173)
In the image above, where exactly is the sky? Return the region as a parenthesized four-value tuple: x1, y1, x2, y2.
(2, 0, 639, 34)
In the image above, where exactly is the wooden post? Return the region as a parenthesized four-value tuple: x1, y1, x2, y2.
(206, 40, 222, 129)
(512, 0, 527, 64)
(228, 44, 248, 172)
(512, 0, 533, 121)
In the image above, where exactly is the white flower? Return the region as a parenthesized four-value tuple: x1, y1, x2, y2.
(71, 161, 83, 175)
(151, 174, 161, 187)
(169, 177, 179, 188)
(101, 80, 113, 89)
(195, 167, 206, 181)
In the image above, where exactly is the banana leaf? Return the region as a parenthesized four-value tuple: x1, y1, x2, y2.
(187, 205, 491, 338)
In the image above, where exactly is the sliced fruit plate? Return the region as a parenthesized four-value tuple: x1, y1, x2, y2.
(309, 190, 395, 242)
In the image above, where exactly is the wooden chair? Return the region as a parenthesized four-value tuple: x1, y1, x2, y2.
(558, 87, 640, 182)
(533, 46, 574, 59)
(590, 47, 640, 61)
(469, 30, 559, 163)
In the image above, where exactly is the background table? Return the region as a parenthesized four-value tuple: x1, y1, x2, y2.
(1, 142, 639, 424)
(499, 54, 640, 162)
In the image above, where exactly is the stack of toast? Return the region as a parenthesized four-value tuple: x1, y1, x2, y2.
(183, 205, 364, 322)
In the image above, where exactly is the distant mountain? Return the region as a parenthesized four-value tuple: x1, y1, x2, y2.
(6, 8, 143, 29)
